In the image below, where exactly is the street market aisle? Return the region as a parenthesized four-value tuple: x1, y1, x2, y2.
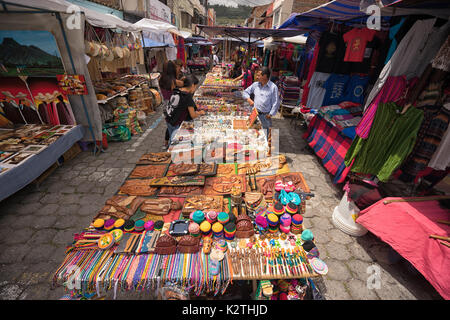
(0, 110, 442, 300)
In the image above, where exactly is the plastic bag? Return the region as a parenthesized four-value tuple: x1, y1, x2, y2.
(102, 123, 131, 142)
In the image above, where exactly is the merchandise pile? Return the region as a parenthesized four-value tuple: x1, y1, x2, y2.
(53, 66, 326, 300)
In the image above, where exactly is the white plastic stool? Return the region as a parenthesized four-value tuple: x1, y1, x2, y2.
(332, 191, 368, 237)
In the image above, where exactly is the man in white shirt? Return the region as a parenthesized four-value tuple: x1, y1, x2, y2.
(242, 67, 281, 140)
(213, 53, 220, 65)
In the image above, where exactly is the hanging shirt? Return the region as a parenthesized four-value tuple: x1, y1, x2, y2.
(343, 28, 377, 62)
(384, 18, 406, 64)
(315, 32, 343, 73)
(306, 72, 330, 109)
(344, 75, 369, 105)
(322, 74, 350, 106)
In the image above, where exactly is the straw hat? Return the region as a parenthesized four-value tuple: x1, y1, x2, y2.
(122, 47, 130, 58)
(100, 44, 109, 59)
(89, 42, 101, 57)
(84, 40, 92, 55)
(105, 47, 115, 61)
(113, 46, 124, 59)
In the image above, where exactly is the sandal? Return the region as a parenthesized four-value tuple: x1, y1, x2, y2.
(274, 180, 285, 192)
(285, 181, 295, 192)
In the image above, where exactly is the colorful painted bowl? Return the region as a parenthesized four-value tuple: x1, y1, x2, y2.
(114, 219, 125, 230)
(93, 219, 105, 230)
(104, 219, 116, 231)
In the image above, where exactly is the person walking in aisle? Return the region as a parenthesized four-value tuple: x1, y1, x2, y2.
(164, 75, 205, 144)
(159, 61, 184, 149)
(242, 67, 280, 140)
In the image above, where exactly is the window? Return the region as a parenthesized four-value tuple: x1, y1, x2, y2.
(181, 11, 192, 29)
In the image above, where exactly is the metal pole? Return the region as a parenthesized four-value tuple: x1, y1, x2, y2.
(55, 12, 100, 155)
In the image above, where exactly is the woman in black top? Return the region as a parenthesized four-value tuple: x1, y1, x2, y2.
(160, 61, 184, 149)
(165, 75, 205, 144)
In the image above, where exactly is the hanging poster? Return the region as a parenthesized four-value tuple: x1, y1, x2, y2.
(56, 74, 88, 95)
(0, 30, 65, 77)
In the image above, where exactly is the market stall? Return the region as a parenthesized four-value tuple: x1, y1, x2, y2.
(0, 0, 104, 199)
(278, 0, 450, 300)
(52, 66, 326, 301)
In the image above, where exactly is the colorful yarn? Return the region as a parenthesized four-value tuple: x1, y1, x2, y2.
(134, 220, 145, 232)
(200, 220, 212, 234)
(280, 224, 290, 234)
(144, 221, 155, 231)
(224, 222, 236, 233)
(154, 220, 164, 231)
(273, 202, 284, 216)
(124, 220, 135, 232)
(192, 210, 205, 224)
(217, 212, 229, 224)
(301, 229, 314, 241)
(279, 214, 291, 227)
(212, 222, 224, 233)
(291, 214, 303, 225)
(285, 202, 298, 214)
(267, 213, 279, 226)
(206, 211, 218, 224)
(255, 215, 268, 229)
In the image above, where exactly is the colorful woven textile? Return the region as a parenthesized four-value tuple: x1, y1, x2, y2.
(345, 102, 424, 182)
(303, 114, 353, 184)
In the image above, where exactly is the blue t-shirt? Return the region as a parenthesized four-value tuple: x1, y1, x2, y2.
(385, 18, 406, 64)
(344, 75, 369, 104)
(322, 74, 350, 106)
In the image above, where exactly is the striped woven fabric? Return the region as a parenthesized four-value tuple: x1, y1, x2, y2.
(303, 114, 353, 184)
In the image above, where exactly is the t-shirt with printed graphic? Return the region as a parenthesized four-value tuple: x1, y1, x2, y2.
(322, 74, 350, 106)
(165, 88, 197, 126)
(306, 72, 330, 109)
(344, 75, 369, 104)
(316, 32, 343, 73)
(343, 28, 376, 62)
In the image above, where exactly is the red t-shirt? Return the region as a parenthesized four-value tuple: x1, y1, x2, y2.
(343, 28, 377, 62)
(241, 70, 253, 89)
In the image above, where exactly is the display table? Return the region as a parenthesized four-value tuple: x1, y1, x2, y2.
(356, 197, 450, 300)
(303, 114, 352, 184)
(0, 125, 84, 201)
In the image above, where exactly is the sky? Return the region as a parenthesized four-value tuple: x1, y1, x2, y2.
(208, 0, 273, 8)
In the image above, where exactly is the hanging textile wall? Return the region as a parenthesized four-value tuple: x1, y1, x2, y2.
(0, 12, 102, 142)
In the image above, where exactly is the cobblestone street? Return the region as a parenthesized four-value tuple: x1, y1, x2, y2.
(0, 109, 442, 300)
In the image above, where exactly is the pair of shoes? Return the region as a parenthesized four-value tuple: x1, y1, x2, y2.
(274, 180, 296, 192)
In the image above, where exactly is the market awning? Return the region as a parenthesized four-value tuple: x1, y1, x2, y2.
(278, 0, 450, 30)
(197, 25, 306, 45)
(133, 18, 184, 37)
(142, 37, 169, 48)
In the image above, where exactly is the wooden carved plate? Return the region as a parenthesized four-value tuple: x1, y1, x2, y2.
(256, 172, 310, 199)
(216, 164, 236, 177)
(198, 163, 217, 176)
(203, 175, 246, 196)
(149, 175, 205, 187)
(182, 195, 223, 215)
(137, 152, 172, 165)
(129, 164, 168, 179)
(119, 179, 158, 197)
(158, 186, 203, 197)
(165, 163, 199, 177)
